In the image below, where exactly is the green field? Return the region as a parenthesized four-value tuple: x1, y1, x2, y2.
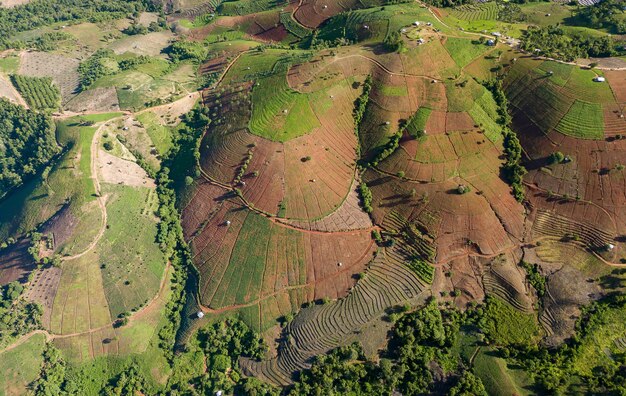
(0, 333, 46, 396)
(136, 111, 174, 155)
(249, 73, 320, 142)
(99, 184, 165, 318)
(11, 75, 60, 111)
(406, 106, 432, 137)
(482, 296, 541, 347)
(92, 62, 198, 111)
(0, 56, 19, 74)
(473, 347, 530, 396)
(556, 100, 604, 139)
(444, 37, 490, 69)
(469, 89, 502, 142)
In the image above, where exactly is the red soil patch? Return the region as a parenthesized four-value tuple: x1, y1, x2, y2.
(255, 25, 290, 42)
(294, 0, 356, 28)
(514, 111, 626, 238)
(425, 110, 447, 134)
(605, 70, 626, 103)
(603, 104, 626, 137)
(446, 112, 476, 132)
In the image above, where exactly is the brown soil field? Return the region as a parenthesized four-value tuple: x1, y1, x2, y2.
(279, 178, 373, 232)
(25, 266, 62, 328)
(605, 70, 626, 103)
(517, 113, 626, 242)
(188, 198, 375, 309)
(293, 0, 358, 28)
(0, 0, 31, 7)
(603, 104, 626, 137)
(19, 51, 80, 105)
(64, 87, 120, 113)
(0, 238, 36, 286)
(108, 31, 174, 56)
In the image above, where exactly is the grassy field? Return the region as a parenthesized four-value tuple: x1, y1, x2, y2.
(556, 100, 604, 139)
(0, 55, 19, 74)
(482, 296, 541, 347)
(249, 73, 320, 142)
(473, 347, 530, 396)
(92, 62, 198, 111)
(406, 106, 432, 137)
(136, 111, 174, 155)
(563, 67, 614, 103)
(469, 89, 502, 142)
(0, 333, 46, 396)
(444, 37, 490, 69)
(99, 184, 165, 318)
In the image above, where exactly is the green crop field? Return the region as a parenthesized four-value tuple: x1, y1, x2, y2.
(563, 68, 615, 104)
(450, 2, 498, 22)
(444, 37, 490, 69)
(136, 111, 174, 155)
(406, 106, 432, 138)
(99, 184, 165, 318)
(469, 89, 502, 142)
(556, 100, 604, 139)
(249, 73, 320, 142)
(11, 75, 61, 110)
(0, 333, 46, 396)
(482, 296, 541, 347)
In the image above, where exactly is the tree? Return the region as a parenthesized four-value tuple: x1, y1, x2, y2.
(449, 371, 488, 396)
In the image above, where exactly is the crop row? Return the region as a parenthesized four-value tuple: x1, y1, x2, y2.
(279, 12, 312, 38)
(11, 74, 60, 110)
(245, 246, 427, 380)
(451, 2, 498, 21)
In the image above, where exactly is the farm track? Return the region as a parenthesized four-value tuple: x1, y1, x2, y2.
(2, 261, 171, 354)
(59, 123, 108, 263)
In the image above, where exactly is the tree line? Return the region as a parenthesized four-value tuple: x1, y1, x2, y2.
(0, 98, 59, 199)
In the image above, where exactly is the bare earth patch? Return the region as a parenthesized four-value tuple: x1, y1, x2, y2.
(0, 74, 27, 107)
(64, 87, 120, 113)
(19, 51, 80, 104)
(108, 31, 174, 57)
(97, 149, 155, 188)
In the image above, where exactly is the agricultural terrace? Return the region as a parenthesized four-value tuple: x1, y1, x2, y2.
(504, 61, 626, 261)
(181, 181, 376, 331)
(200, 49, 362, 220)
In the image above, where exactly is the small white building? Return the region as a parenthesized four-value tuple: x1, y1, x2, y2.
(413, 21, 420, 26)
(197, 311, 205, 319)
(594, 76, 606, 82)
(486, 39, 495, 46)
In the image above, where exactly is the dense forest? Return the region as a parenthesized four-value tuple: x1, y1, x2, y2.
(0, 99, 58, 198)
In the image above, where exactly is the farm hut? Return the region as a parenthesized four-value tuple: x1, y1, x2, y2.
(413, 21, 420, 26)
(607, 243, 615, 250)
(197, 311, 205, 319)
(225, 220, 231, 226)
(417, 38, 425, 44)
(593, 76, 606, 82)
(486, 39, 495, 46)
(492, 31, 502, 37)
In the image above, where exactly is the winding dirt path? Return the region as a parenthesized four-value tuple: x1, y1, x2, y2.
(60, 123, 108, 262)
